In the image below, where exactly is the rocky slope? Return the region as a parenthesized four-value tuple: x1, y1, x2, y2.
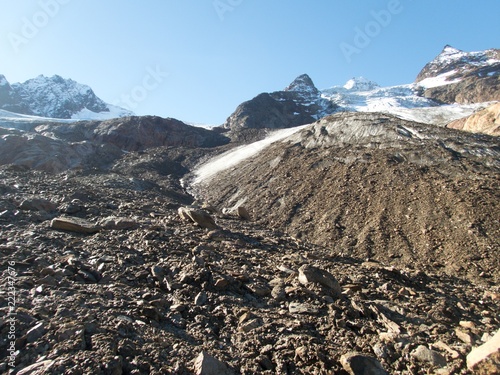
(193, 112, 500, 285)
(447, 103, 500, 136)
(1, 161, 499, 374)
(0, 45, 499, 374)
(0, 74, 131, 120)
(0, 116, 229, 173)
(416, 46, 500, 104)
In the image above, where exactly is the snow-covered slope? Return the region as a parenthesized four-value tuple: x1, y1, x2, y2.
(0, 74, 133, 120)
(193, 125, 309, 184)
(320, 77, 487, 126)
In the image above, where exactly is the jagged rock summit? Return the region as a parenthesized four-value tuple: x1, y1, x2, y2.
(284, 73, 320, 96)
(221, 74, 335, 142)
(0, 74, 132, 120)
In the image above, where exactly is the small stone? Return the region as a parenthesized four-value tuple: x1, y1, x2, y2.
(19, 198, 57, 212)
(25, 322, 47, 343)
(195, 291, 208, 306)
(257, 354, 274, 370)
(170, 304, 186, 312)
(16, 360, 55, 375)
(100, 216, 139, 230)
(456, 328, 475, 344)
(411, 345, 447, 368)
(467, 329, 500, 374)
(193, 351, 233, 375)
(37, 275, 58, 286)
(151, 265, 166, 280)
(298, 264, 341, 298)
(289, 302, 319, 315)
(239, 318, 261, 333)
(214, 277, 230, 290)
(271, 285, 286, 301)
(340, 352, 389, 375)
(237, 206, 251, 221)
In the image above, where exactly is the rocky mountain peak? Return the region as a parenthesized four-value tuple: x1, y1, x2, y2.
(0, 74, 9, 87)
(416, 45, 500, 83)
(439, 44, 463, 57)
(284, 74, 319, 95)
(0, 74, 132, 119)
(416, 45, 500, 104)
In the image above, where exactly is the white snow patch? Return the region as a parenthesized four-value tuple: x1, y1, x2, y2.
(417, 70, 462, 89)
(71, 104, 133, 120)
(0, 109, 73, 123)
(193, 125, 309, 184)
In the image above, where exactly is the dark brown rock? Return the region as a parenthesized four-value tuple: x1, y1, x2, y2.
(50, 216, 101, 234)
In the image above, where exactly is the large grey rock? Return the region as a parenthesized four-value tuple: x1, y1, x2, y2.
(178, 207, 219, 230)
(51, 217, 101, 234)
(298, 264, 342, 298)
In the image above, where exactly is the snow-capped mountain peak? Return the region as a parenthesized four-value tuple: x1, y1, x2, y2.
(0, 74, 133, 120)
(439, 45, 463, 58)
(343, 77, 380, 91)
(416, 45, 500, 85)
(0, 74, 9, 87)
(284, 74, 319, 95)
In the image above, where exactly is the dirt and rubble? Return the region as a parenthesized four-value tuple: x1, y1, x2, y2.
(0, 164, 499, 374)
(195, 113, 500, 286)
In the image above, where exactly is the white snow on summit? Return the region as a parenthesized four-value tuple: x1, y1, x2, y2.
(343, 77, 380, 91)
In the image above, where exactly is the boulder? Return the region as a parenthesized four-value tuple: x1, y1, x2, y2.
(298, 264, 342, 298)
(50, 217, 101, 234)
(237, 206, 251, 221)
(340, 352, 389, 375)
(178, 207, 219, 230)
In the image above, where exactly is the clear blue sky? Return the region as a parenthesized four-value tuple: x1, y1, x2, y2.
(1, 1, 499, 125)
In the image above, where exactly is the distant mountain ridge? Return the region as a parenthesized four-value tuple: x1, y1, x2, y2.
(0, 74, 132, 120)
(220, 45, 499, 141)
